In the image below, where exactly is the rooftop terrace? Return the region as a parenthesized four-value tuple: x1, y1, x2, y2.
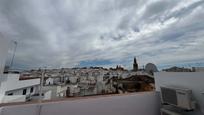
(0, 92, 160, 115)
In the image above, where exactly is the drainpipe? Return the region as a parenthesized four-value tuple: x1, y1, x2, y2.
(38, 68, 45, 115)
(39, 68, 45, 103)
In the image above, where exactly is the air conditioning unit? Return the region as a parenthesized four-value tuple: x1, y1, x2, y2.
(160, 86, 196, 110)
(161, 108, 182, 115)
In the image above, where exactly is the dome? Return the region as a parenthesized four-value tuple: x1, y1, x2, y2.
(145, 63, 158, 74)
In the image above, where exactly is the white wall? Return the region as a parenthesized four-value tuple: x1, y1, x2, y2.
(44, 91, 52, 100)
(0, 36, 10, 74)
(42, 86, 58, 99)
(0, 74, 40, 93)
(2, 95, 26, 103)
(45, 78, 54, 85)
(154, 72, 204, 115)
(0, 92, 160, 115)
(5, 86, 38, 96)
(0, 74, 40, 103)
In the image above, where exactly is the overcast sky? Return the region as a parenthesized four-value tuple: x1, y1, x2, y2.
(1, 0, 204, 70)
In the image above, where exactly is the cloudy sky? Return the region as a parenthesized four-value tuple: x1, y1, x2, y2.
(1, 0, 204, 70)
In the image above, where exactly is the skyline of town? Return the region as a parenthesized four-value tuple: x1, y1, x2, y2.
(0, 1, 204, 114)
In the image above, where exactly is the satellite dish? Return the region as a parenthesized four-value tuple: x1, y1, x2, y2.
(145, 63, 158, 75)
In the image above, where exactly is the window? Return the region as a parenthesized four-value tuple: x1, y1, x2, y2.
(30, 87, 34, 93)
(23, 89, 27, 95)
(8, 93, 13, 96)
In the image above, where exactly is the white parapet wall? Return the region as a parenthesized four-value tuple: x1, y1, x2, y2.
(154, 72, 204, 115)
(2, 95, 26, 103)
(0, 92, 160, 115)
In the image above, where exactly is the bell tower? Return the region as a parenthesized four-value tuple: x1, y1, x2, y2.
(133, 57, 138, 71)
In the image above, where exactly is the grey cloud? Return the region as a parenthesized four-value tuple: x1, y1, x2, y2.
(0, 0, 204, 70)
(142, 0, 178, 19)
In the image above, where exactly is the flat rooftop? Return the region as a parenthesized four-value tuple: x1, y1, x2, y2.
(0, 91, 154, 107)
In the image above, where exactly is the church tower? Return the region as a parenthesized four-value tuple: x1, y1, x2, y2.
(133, 57, 138, 71)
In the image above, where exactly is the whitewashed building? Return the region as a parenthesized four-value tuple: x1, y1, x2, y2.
(45, 77, 54, 85)
(193, 67, 204, 72)
(0, 74, 40, 103)
(0, 37, 40, 103)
